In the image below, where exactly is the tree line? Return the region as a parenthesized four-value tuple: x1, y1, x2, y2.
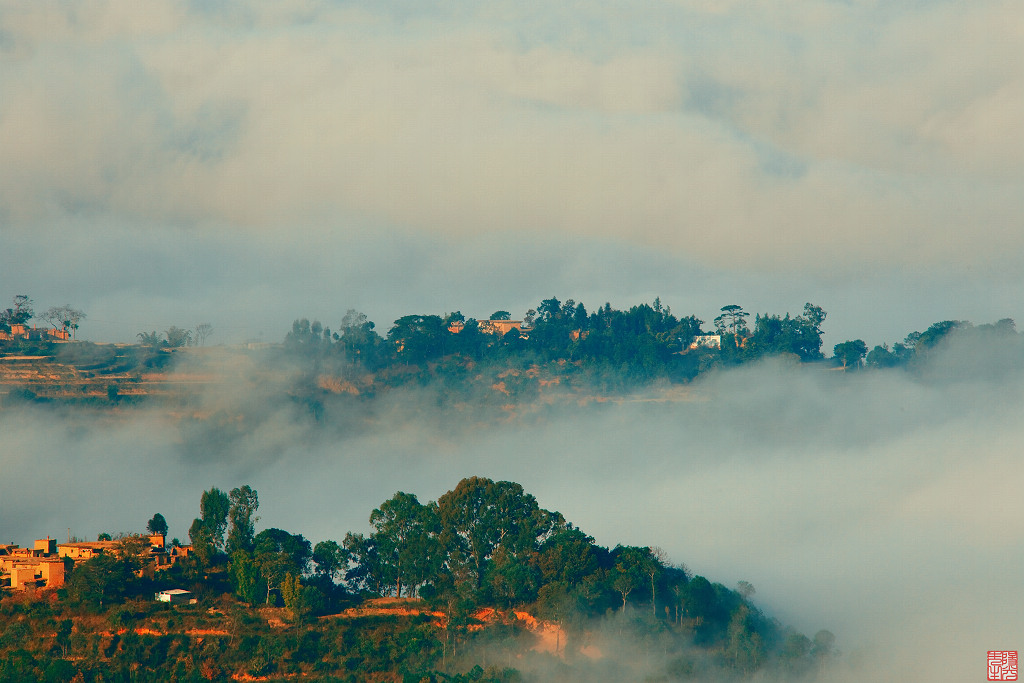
(160, 477, 832, 677)
(284, 297, 1019, 385)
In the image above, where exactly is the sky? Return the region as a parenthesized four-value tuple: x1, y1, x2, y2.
(2, 0, 1024, 349)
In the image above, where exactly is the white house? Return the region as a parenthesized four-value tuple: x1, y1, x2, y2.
(155, 588, 195, 604)
(690, 335, 721, 350)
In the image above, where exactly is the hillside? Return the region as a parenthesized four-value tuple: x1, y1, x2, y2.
(1, 478, 839, 682)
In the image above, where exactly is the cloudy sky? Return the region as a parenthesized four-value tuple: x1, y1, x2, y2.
(2, 0, 1023, 348)
(3, 6, 1024, 676)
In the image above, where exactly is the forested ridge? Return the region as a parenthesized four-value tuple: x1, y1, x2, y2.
(3, 292, 1018, 412)
(1, 478, 838, 682)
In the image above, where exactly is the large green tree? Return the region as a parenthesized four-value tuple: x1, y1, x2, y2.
(312, 540, 348, 584)
(188, 487, 230, 565)
(387, 314, 447, 364)
(227, 485, 259, 555)
(67, 552, 137, 610)
(146, 513, 168, 536)
(369, 492, 440, 597)
(833, 340, 868, 369)
(609, 545, 652, 613)
(714, 305, 749, 338)
(436, 477, 559, 591)
(253, 528, 312, 604)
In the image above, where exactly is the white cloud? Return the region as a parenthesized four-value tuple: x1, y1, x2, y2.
(3, 1, 1023, 274)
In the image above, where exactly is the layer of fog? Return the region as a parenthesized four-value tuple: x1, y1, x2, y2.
(3, 329, 1023, 680)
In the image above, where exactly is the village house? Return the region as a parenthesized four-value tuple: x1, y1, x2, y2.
(690, 334, 722, 350)
(477, 320, 529, 337)
(445, 318, 532, 338)
(155, 588, 196, 605)
(0, 539, 66, 590)
(169, 544, 194, 562)
(1, 533, 182, 591)
(57, 540, 122, 561)
(58, 534, 171, 568)
(0, 323, 70, 342)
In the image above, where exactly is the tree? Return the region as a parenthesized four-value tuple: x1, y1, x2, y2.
(200, 488, 230, 549)
(866, 341, 913, 368)
(536, 526, 599, 590)
(646, 546, 668, 616)
(725, 604, 765, 674)
(227, 485, 260, 555)
(338, 309, 382, 368)
(253, 528, 312, 604)
(537, 298, 562, 322)
(369, 492, 439, 597)
(342, 532, 382, 594)
(10, 295, 32, 325)
(915, 320, 964, 350)
(436, 477, 557, 591)
(164, 326, 192, 347)
(833, 340, 867, 370)
(312, 540, 348, 583)
(812, 629, 835, 658)
(284, 318, 329, 352)
(189, 487, 230, 565)
(811, 628, 837, 674)
(281, 572, 305, 615)
(609, 545, 650, 612)
(137, 331, 163, 348)
(664, 564, 690, 625)
(194, 323, 214, 346)
(146, 513, 168, 536)
(231, 550, 261, 604)
(484, 544, 539, 607)
(41, 305, 86, 339)
(489, 311, 511, 321)
(0, 295, 34, 333)
(744, 303, 828, 362)
(685, 575, 717, 628)
(67, 553, 133, 610)
(387, 314, 447, 364)
(714, 305, 749, 338)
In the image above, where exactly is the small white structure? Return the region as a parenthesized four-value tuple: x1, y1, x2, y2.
(690, 334, 721, 350)
(155, 588, 194, 604)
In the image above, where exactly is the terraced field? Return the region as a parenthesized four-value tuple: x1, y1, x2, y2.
(0, 345, 180, 401)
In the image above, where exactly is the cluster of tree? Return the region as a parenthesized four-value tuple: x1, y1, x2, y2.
(137, 323, 213, 349)
(169, 477, 833, 679)
(0, 295, 86, 340)
(283, 299, 1023, 392)
(281, 299, 834, 394)
(832, 317, 1018, 370)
